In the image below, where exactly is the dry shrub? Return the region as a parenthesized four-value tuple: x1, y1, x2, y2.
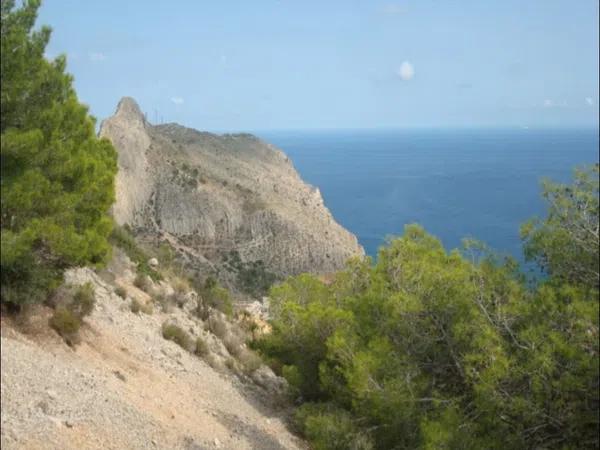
(208, 315, 228, 339)
(130, 299, 141, 314)
(141, 302, 153, 315)
(162, 322, 192, 351)
(205, 353, 221, 370)
(133, 273, 152, 293)
(195, 336, 209, 356)
(223, 333, 244, 357)
(131, 299, 153, 315)
(115, 286, 127, 299)
(225, 357, 238, 372)
(49, 308, 81, 345)
(238, 349, 262, 374)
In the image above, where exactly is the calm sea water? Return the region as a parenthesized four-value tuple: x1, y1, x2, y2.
(258, 128, 599, 261)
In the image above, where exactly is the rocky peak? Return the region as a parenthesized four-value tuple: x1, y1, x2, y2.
(114, 96, 146, 126)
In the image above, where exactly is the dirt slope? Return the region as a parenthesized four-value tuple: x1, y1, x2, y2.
(1, 262, 306, 450)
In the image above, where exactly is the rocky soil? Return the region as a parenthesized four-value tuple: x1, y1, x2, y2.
(1, 253, 306, 450)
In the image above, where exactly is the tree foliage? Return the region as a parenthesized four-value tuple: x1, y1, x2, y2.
(258, 165, 599, 449)
(1, 0, 117, 305)
(521, 164, 599, 288)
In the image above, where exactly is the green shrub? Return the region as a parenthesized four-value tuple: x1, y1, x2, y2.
(224, 251, 278, 297)
(70, 283, 95, 318)
(194, 337, 209, 356)
(49, 308, 81, 345)
(295, 404, 373, 450)
(193, 277, 233, 317)
(261, 223, 600, 449)
(115, 286, 127, 299)
(162, 322, 192, 351)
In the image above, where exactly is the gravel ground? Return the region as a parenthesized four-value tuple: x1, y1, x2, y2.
(1, 267, 305, 450)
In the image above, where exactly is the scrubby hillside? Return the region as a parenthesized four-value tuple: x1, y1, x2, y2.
(1, 248, 306, 450)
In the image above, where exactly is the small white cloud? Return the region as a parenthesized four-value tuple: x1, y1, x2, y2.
(585, 97, 594, 106)
(170, 97, 184, 105)
(396, 61, 415, 81)
(381, 3, 407, 15)
(543, 99, 553, 108)
(89, 52, 106, 62)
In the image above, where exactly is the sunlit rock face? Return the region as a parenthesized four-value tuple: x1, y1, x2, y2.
(100, 97, 364, 282)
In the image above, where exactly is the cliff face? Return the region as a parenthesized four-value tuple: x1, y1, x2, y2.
(99, 97, 363, 284)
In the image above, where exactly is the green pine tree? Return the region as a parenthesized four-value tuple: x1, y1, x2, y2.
(1, 0, 117, 306)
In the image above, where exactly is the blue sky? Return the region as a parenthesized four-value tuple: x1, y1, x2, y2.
(39, 0, 599, 131)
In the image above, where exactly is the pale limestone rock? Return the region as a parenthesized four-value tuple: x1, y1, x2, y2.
(100, 97, 364, 285)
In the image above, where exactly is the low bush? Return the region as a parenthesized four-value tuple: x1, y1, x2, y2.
(115, 286, 127, 299)
(223, 251, 278, 297)
(49, 308, 81, 345)
(130, 299, 141, 314)
(294, 403, 373, 450)
(70, 283, 95, 318)
(194, 337, 209, 356)
(162, 322, 192, 351)
(192, 276, 233, 317)
(238, 349, 262, 374)
(223, 334, 243, 357)
(133, 273, 152, 293)
(225, 357, 237, 372)
(131, 299, 152, 315)
(141, 302, 153, 315)
(208, 315, 228, 339)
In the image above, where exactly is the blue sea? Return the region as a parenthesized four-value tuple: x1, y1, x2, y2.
(258, 128, 599, 261)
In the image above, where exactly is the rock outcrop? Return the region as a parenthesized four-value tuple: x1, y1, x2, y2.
(100, 97, 363, 285)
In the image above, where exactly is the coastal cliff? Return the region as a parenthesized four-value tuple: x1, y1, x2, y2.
(99, 97, 364, 289)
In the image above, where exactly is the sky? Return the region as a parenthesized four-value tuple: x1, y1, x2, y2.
(38, 0, 599, 131)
